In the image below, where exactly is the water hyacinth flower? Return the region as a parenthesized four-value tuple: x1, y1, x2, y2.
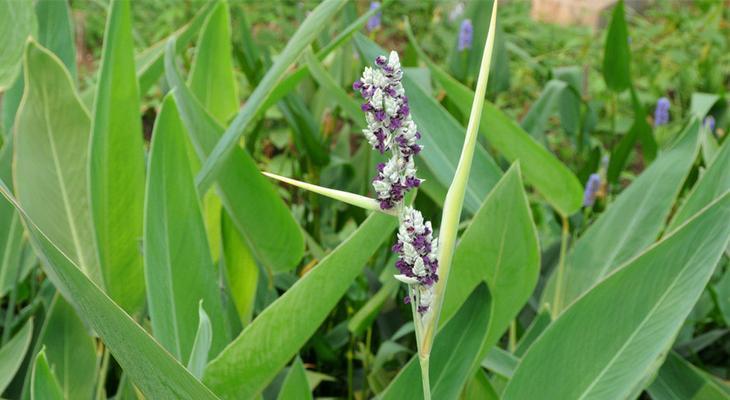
(458, 19, 473, 51)
(366, 2, 381, 32)
(583, 173, 601, 207)
(654, 97, 670, 127)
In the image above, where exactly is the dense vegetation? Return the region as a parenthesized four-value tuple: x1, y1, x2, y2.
(0, 0, 728, 399)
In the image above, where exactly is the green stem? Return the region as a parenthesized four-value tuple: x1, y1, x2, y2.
(419, 354, 431, 400)
(552, 215, 570, 318)
(95, 346, 111, 400)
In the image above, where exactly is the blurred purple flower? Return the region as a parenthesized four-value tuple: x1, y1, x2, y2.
(583, 173, 601, 207)
(458, 19, 473, 51)
(704, 116, 715, 133)
(366, 2, 381, 32)
(654, 97, 670, 127)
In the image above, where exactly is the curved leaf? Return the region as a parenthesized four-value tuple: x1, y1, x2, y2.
(0, 139, 25, 297)
(0, 318, 33, 394)
(37, 295, 96, 399)
(648, 352, 730, 400)
(89, 0, 146, 314)
(15, 40, 101, 285)
(188, 0, 238, 124)
(544, 122, 700, 313)
(0, 182, 220, 400)
(0, 0, 35, 90)
(143, 95, 227, 362)
(504, 192, 730, 400)
(203, 212, 396, 399)
(30, 351, 63, 400)
(276, 358, 312, 400)
(165, 40, 305, 273)
(187, 302, 213, 380)
(602, 0, 631, 92)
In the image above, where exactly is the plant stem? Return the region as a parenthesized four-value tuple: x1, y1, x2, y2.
(419, 354, 431, 400)
(95, 345, 111, 400)
(552, 215, 570, 318)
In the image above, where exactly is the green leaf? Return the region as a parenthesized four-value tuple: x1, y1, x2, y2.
(404, 28, 583, 216)
(30, 350, 63, 400)
(187, 302, 213, 380)
(36, 295, 96, 399)
(195, 0, 347, 192)
(14, 41, 101, 286)
(689, 93, 720, 119)
(461, 369, 499, 400)
(355, 34, 502, 215)
(303, 49, 363, 128)
(481, 347, 519, 379)
(143, 95, 227, 362)
(203, 212, 397, 399)
(668, 136, 730, 231)
(441, 164, 539, 358)
(2, 0, 77, 137)
(503, 192, 730, 400)
(544, 122, 700, 313)
(520, 80, 568, 143)
(89, 0, 146, 314)
(165, 40, 305, 273)
(188, 0, 238, 124)
(602, 0, 631, 92)
(379, 285, 491, 400)
(608, 89, 656, 182)
(221, 212, 258, 324)
(0, 139, 25, 298)
(348, 279, 398, 336)
(0, 183, 221, 400)
(276, 358, 312, 400)
(0, 318, 33, 394)
(648, 352, 730, 400)
(0, 0, 35, 90)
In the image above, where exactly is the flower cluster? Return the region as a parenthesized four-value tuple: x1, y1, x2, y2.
(353, 51, 422, 210)
(654, 97, 670, 127)
(392, 207, 439, 314)
(582, 173, 601, 207)
(458, 19, 473, 51)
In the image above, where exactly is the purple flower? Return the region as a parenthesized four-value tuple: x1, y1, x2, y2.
(583, 173, 601, 207)
(704, 116, 715, 133)
(392, 207, 439, 314)
(458, 19, 473, 51)
(654, 97, 670, 127)
(355, 51, 422, 209)
(366, 2, 381, 32)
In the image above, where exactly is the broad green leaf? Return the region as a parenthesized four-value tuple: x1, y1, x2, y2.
(89, 0, 146, 314)
(144, 95, 227, 362)
(513, 308, 551, 357)
(188, 0, 238, 124)
(441, 164, 539, 349)
(196, 0, 347, 191)
(648, 352, 730, 400)
(544, 122, 700, 313)
(668, 137, 730, 231)
(503, 192, 730, 400)
(276, 358, 312, 400)
(203, 212, 396, 399)
(602, 0, 631, 92)
(0, 183, 220, 400)
(404, 28, 582, 216)
(0, 319, 33, 394)
(2, 0, 76, 136)
(355, 34, 502, 214)
(30, 351, 63, 400)
(0, 0, 35, 90)
(690, 93, 720, 118)
(0, 139, 25, 298)
(187, 302, 213, 380)
(37, 295, 96, 399)
(380, 285, 491, 400)
(14, 41, 101, 285)
(165, 40, 304, 272)
(221, 212, 258, 324)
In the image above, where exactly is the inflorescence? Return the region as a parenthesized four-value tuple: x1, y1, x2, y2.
(354, 51, 438, 315)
